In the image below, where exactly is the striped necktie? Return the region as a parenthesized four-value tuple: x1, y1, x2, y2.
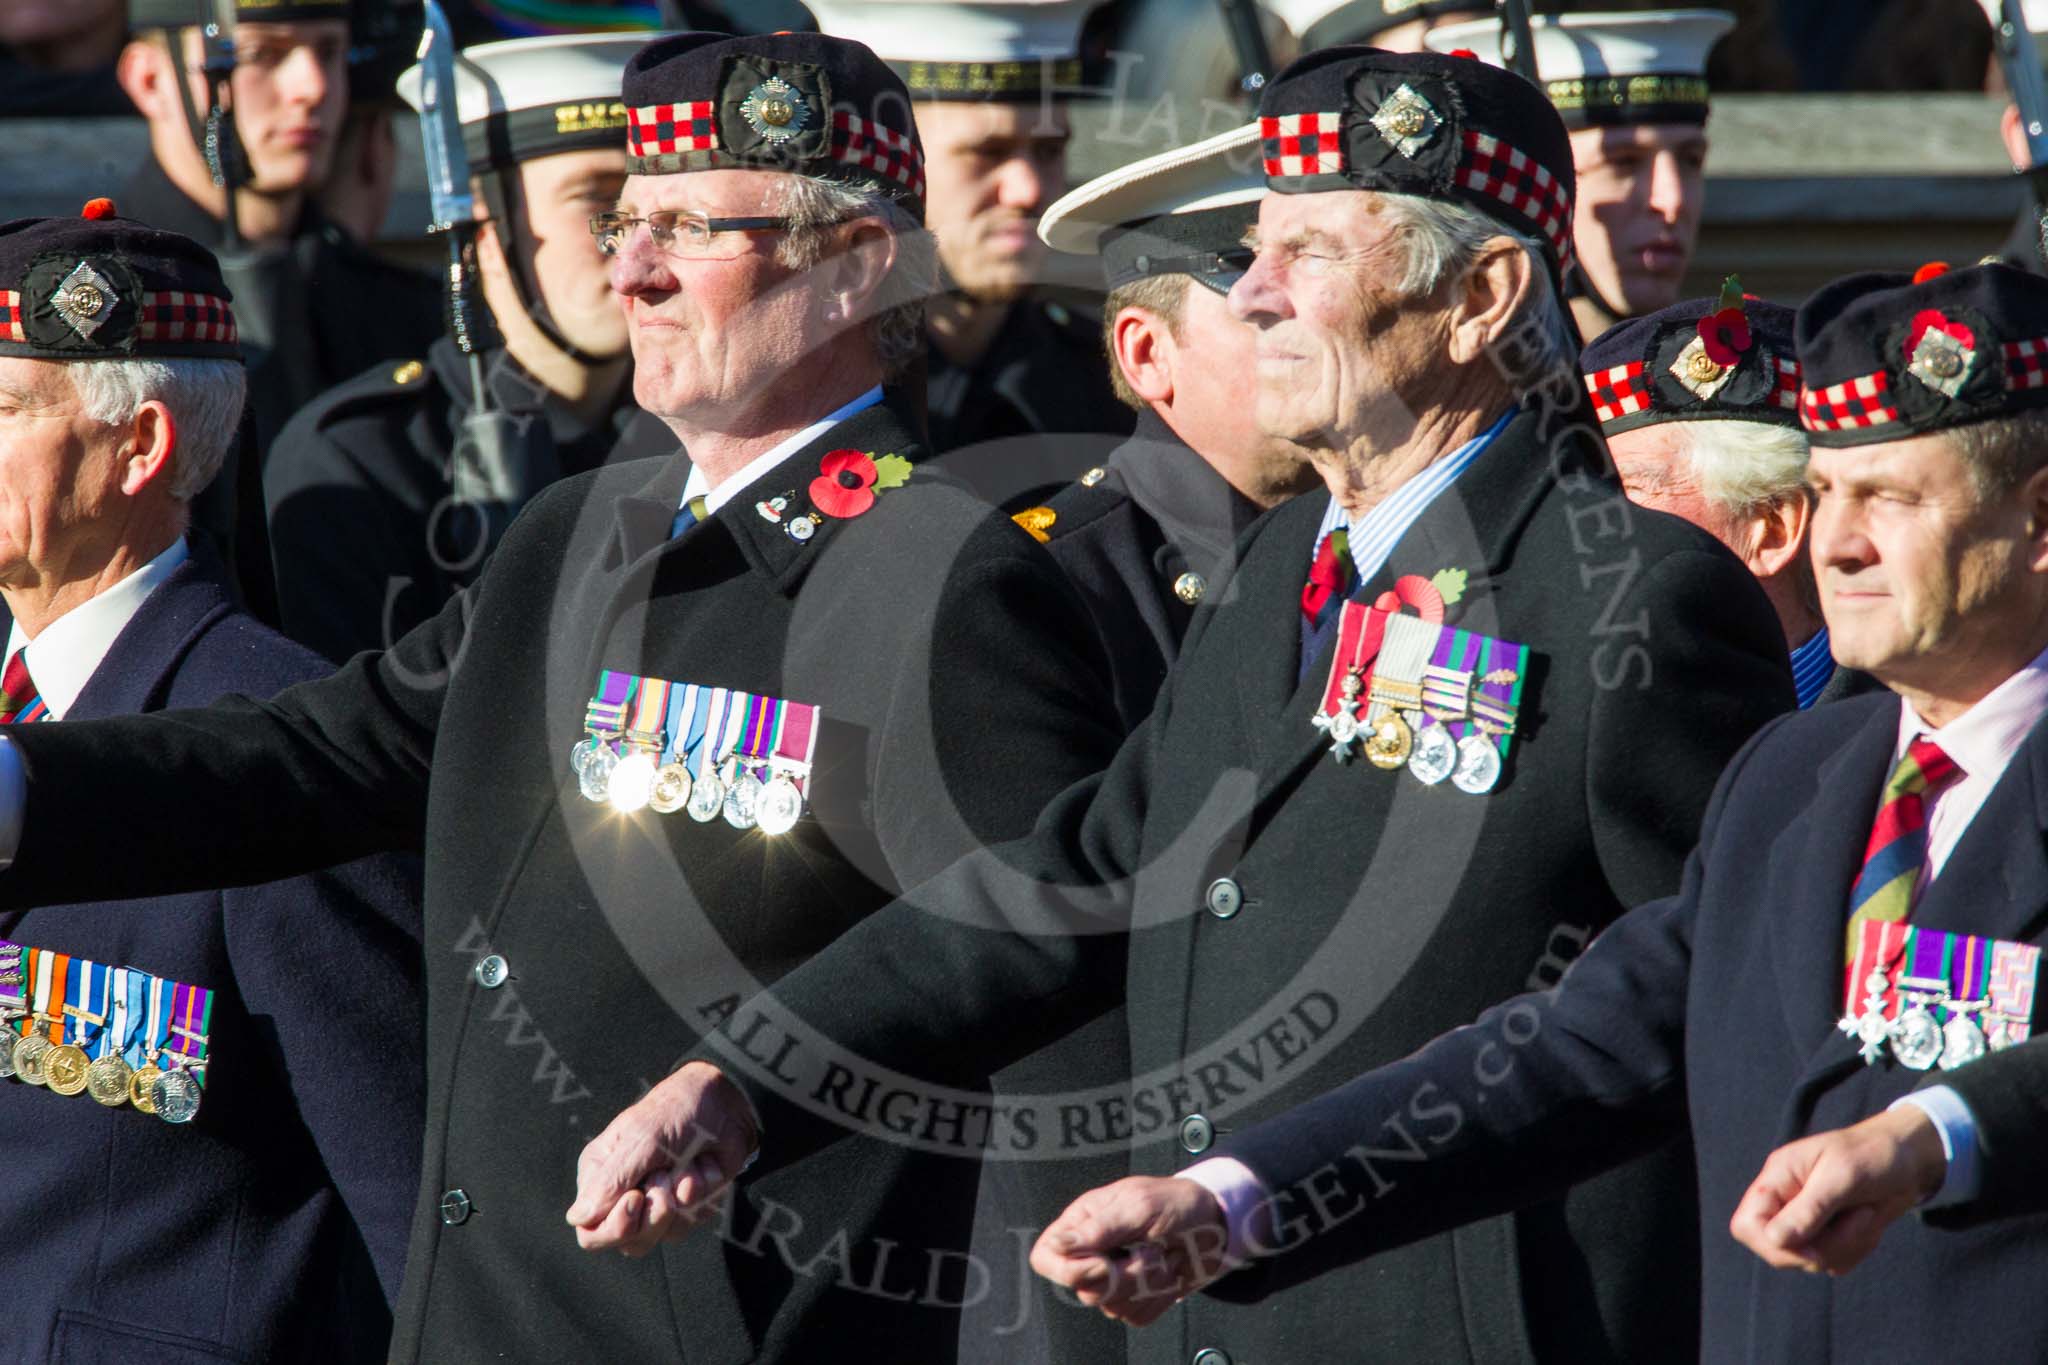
(1844, 736, 1961, 958)
(670, 494, 710, 541)
(0, 650, 45, 724)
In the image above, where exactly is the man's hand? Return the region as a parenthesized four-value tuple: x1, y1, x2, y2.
(566, 1061, 758, 1256)
(1029, 1177, 1232, 1327)
(1729, 1104, 1947, 1275)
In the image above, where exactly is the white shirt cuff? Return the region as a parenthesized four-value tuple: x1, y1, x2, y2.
(1180, 1156, 1272, 1269)
(1892, 1086, 1980, 1209)
(0, 736, 23, 870)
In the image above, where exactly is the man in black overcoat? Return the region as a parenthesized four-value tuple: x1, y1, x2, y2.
(570, 46, 1794, 1365)
(0, 32, 1122, 1365)
(1031, 263, 2048, 1364)
(0, 206, 421, 1363)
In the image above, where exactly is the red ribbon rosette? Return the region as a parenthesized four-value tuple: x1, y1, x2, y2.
(810, 449, 879, 519)
(1906, 308, 1974, 363)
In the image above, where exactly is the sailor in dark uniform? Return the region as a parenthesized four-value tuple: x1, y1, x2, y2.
(264, 33, 673, 662)
(116, 0, 442, 620)
(805, 0, 1133, 507)
(1428, 10, 1732, 341)
(1584, 287, 1884, 706)
(1024, 120, 1318, 730)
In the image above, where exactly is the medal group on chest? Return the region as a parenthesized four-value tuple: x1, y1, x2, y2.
(0, 943, 213, 1123)
(1840, 919, 2039, 1071)
(1312, 574, 1529, 797)
(570, 669, 821, 835)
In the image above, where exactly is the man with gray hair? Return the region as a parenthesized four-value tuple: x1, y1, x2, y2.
(568, 45, 1792, 1365)
(0, 32, 1123, 1364)
(0, 203, 424, 1362)
(1585, 287, 1881, 706)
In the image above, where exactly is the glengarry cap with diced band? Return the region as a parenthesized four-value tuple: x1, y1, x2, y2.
(398, 32, 656, 171)
(802, 0, 1105, 101)
(622, 31, 927, 217)
(0, 200, 238, 362)
(1582, 279, 1802, 434)
(1255, 45, 1577, 274)
(1795, 262, 2048, 447)
(1040, 122, 1265, 296)
(1424, 9, 1734, 130)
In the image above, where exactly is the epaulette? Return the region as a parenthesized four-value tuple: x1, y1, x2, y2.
(1026, 465, 1131, 542)
(298, 356, 435, 432)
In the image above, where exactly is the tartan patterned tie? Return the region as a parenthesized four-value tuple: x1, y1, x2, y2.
(1844, 736, 1961, 957)
(0, 650, 45, 724)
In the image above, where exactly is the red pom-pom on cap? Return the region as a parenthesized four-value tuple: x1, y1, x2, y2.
(81, 198, 117, 221)
(1912, 261, 1950, 284)
(1448, 48, 1478, 60)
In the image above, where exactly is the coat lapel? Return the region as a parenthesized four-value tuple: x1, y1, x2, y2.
(1909, 713, 2048, 949)
(1769, 702, 1900, 1073)
(56, 555, 234, 722)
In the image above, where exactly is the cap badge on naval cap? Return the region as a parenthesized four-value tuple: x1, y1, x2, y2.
(740, 76, 812, 144)
(1368, 84, 1442, 161)
(50, 261, 119, 341)
(1905, 309, 1977, 398)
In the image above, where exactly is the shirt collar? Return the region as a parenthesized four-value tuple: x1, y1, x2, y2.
(681, 386, 885, 516)
(1312, 407, 1515, 582)
(1896, 639, 2048, 781)
(1790, 628, 1836, 710)
(5, 538, 189, 721)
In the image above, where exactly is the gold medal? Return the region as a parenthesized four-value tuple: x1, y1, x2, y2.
(44, 1043, 89, 1096)
(1364, 712, 1414, 769)
(129, 1063, 161, 1113)
(86, 1054, 132, 1107)
(13, 1034, 50, 1086)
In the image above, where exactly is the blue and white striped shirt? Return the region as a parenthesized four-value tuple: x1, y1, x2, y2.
(1791, 627, 1836, 709)
(1308, 408, 1517, 589)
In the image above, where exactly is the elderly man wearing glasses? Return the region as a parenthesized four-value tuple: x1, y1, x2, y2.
(0, 31, 1122, 1365)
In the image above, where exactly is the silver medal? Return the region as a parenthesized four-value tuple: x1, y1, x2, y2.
(1889, 1005, 1943, 1070)
(151, 1066, 203, 1124)
(1407, 723, 1457, 786)
(578, 743, 618, 803)
(686, 768, 726, 823)
(1939, 1012, 1987, 1070)
(649, 762, 693, 815)
(723, 772, 763, 830)
(569, 736, 602, 777)
(1451, 734, 1502, 795)
(0, 1028, 18, 1079)
(606, 749, 660, 813)
(755, 776, 804, 836)
(1326, 710, 1359, 745)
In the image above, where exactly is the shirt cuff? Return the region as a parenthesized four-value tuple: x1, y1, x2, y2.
(0, 736, 23, 871)
(1892, 1087, 1980, 1209)
(1180, 1156, 1272, 1270)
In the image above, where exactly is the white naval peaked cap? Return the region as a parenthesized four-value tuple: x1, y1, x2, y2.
(1040, 122, 1264, 293)
(398, 32, 659, 170)
(1425, 9, 1733, 128)
(800, 0, 1103, 98)
(1258, 0, 1487, 44)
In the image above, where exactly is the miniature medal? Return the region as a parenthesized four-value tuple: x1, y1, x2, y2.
(151, 1065, 203, 1124)
(13, 1033, 50, 1086)
(606, 745, 661, 814)
(1889, 1003, 1943, 1070)
(1363, 713, 1413, 770)
(756, 775, 804, 836)
(0, 1019, 20, 1080)
(1451, 734, 1503, 795)
(686, 765, 726, 823)
(1407, 721, 1458, 785)
(86, 1052, 132, 1107)
(723, 767, 763, 830)
(579, 743, 618, 804)
(44, 1042, 89, 1096)
(649, 761, 693, 815)
(128, 1059, 161, 1114)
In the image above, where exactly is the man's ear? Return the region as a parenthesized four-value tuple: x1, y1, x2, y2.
(2022, 460, 2048, 575)
(120, 399, 178, 498)
(1446, 237, 1536, 366)
(117, 38, 185, 124)
(1110, 305, 1174, 407)
(1743, 490, 1812, 582)
(821, 217, 901, 327)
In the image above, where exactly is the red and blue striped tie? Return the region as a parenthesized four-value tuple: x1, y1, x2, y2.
(1844, 736, 1959, 958)
(0, 650, 44, 725)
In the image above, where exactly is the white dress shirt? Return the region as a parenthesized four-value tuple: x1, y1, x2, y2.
(680, 385, 884, 518)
